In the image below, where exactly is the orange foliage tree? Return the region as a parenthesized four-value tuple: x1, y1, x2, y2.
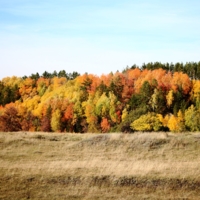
(0, 103, 21, 131)
(101, 118, 110, 133)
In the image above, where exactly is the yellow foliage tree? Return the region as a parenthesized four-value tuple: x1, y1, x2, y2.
(167, 115, 178, 132)
(51, 109, 61, 132)
(167, 110, 185, 132)
(191, 80, 200, 108)
(157, 114, 169, 127)
(121, 108, 128, 122)
(131, 113, 162, 131)
(19, 78, 37, 100)
(166, 90, 174, 107)
(2, 76, 22, 87)
(82, 94, 99, 132)
(184, 105, 200, 131)
(109, 92, 120, 123)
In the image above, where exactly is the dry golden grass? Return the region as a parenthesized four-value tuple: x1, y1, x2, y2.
(1, 131, 200, 199)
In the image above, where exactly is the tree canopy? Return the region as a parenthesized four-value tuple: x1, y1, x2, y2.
(1, 63, 200, 133)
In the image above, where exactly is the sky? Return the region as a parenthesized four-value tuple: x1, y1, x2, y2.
(0, 0, 200, 79)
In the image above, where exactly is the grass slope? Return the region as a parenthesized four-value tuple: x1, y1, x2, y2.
(1, 132, 200, 199)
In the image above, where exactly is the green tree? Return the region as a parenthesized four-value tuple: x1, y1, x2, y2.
(42, 71, 51, 78)
(80, 76, 93, 101)
(58, 70, 67, 78)
(108, 75, 123, 101)
(149, 88, 166, 113)
(139, 81, 153, 108)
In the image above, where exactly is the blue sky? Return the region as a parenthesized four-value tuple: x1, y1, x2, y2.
(0, 0, 200, 79)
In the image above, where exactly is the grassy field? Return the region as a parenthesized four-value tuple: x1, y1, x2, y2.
(1, 131, 200, 199)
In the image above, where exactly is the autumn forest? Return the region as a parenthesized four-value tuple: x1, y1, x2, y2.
(1, 62, 200, 133)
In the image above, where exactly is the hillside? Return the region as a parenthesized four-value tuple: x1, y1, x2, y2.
(1, 64, 200, 133)
(1, 132, 200, 199)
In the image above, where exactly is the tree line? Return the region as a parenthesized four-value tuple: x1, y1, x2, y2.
(0, 62, 200, 133)
(128, 61, 200, 80)
(23, 70, 80, 80)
